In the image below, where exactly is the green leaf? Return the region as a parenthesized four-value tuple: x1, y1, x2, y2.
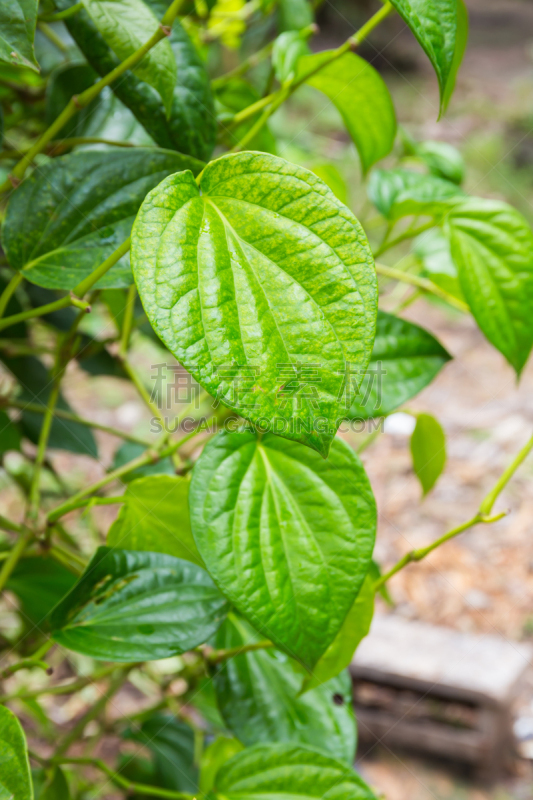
(111, 441, 176, 483)
(410, 412, 446, 495)
(272, 31, 310, 84)
(0, 705, 32, 800)
(213, 614, 356, 763)
(2, 148, 201, 291)
(347, 311, 451, 420)
(32, 766, 70, 800)
(107, 475, 203, 567)
(7, 557, 77, 627)
(441, 0, 468, 113)
(59, 2, 216, 161)
(388, 0, 458, 114)
(190, 431, 376, 670)
(413, 228, 465, 301)
(1, 356, 97, 457)
(50, 547, 228, 661)
(214, 743, 378, 800)
(298, 52, 396, 173)
(0, 410, 21, 456)
(368, 168, 463, 220)
(445, 199, 533, 375)
(311, 163, 348, 206)
(81, 0, 176, 117)
(415, 140, 465, 185)
(301, 574, 374, 694)
(45, 62, 101, 138)
(124, 713, 198, 793)
(0, 1, 39, 72)
(199, 737, 244, 793)
(215, 79, 277, 154)
(131, 151, 377, 456)
(278, 0, 313, 32)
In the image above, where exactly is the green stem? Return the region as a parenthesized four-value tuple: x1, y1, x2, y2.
(480, 432, 533, 516)
(373, 221, 435, 257)
(231, 85, 290, 152)
(0, 658, 51, 680)
(211, 39, 275, 91)
(120, 357, 167, 428)
(0, 528, 33, 593)
(118, 284, 137, 357)
(0, 514, 23, 535)
(37, 21, 68, 53)
(0, 664, 118, 704)
(0, 0, 186, 191)
(207, 639, 274, 664)
(375, 262, 469, 312)
(0, 273, 23, 320)
(39, 2, 84, 22)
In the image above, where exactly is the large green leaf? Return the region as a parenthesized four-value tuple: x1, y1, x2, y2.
(368, 168, 463, 220)
(214, 743, 378, 800)
(0, 705, 32, 800)
(81, 0, 176, 116)
(213, 615, 356, 763)
(410, 412, 446, 495)
(58, 1, 216, 161)
(50, 547, 228, 661)
(445, 199, 533, 375)
(2, 148, 201, 291)
(389, 0, 458, 113)
(190, 431, 376, 670)
(107, 475, 203, 566)
(301, 574, 374, 694)
(124, 714, 197, 793)
(298, 52, 396, 173)
(131, 152, 377, 456)
(0, 1, 39, 71)
(7, 557, 77, 626)
(347, 311, 451, 420)
(1, 356, 98, 457)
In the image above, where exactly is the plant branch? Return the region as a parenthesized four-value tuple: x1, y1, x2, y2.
(206, 639, 274, 664)
(0, 527, 34, 593)
(375, 262, 469, 312)
(480, 432, 533, 516)
(0, 273, 23, 320)
(0, 658, 51, 681)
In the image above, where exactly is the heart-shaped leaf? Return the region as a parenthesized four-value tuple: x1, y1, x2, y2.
(132, 152, 377, 456)
(213, 614, 356, 763)
(50, 547, 228, 660)
(214, 743, 377, 800)
(0, 705, 32, 800)
(190, 431, 376, 670)
(2, 148, 203, 291)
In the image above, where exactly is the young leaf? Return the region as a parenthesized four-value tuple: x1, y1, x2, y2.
(301, 574, 374, 694)
(7, 557, 77, 626)
(215, 743, 378, 800)
(124, 714, 198, 793)
(445, 199, 533, 375)
(0, 705, 32, 800)
(298, 52, 396, 173)
(2, 148, 202, 291)
(347, 311, 451, 421)
(272, 31, 310, 84)
(410, 412, 446, 495)
(131, 152, 377, 457)
(388, 0, 458, 114)
(368, 168, 463, 220)
(208, 0, 246, 49)
(199, 737, 244, 793)
(190, 431, 376, 670)
(278, 0, 313, 32)
(413, 228, 465, 301)
(60, 3, 216, 160)
(107, 475, 204, 567)
(0, 0, 39, 72)
(415, 140, 465, 185)
(213, 615, 356, 763)
(81, 0, 176, 117)
(50, 547, 228, 661)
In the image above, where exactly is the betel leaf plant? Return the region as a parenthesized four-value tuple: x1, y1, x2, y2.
(0, 1, 531, 797)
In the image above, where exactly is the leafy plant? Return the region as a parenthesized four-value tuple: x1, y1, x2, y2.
(0, 1, 531, 798)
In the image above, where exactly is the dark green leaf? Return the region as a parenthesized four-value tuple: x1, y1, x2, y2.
(410, 412, 446, 495)
(0, 0, 39, 71)
(215, 79, 277, 154)
(445, 198, 533, 375)
(0, 409, 21, 456)
(388, 0, 458, 114)
(125, 713, 197, 793)
(199, 737, 244, 793)
(301, 574, 374, 693)
(190, 431, 376, 670)
(50, 547, 228, 661)
(413, 228, 464, 301)
(347, 311, 451, 420)
(7, 557, 77, 626)
(32, 766, 71, 800)
(1, 356, 98, 457)
(131, 152, 377, 456)
(215, 743, 378, 800)
(368, 168, 463, 220)
(107, 475, 204, 566)
(81, 0, 176, 116)
(278, 0, 313, 32)
(112, 441, 176, 483)
(45, 62, 100, 138)
(415, 140, 465, 184)
(0, 705, 32, 800)
(59, 1, 216, 161)
(2, 148, 201, 291)
(272, 31, 310, 84)
(299, 52, 396, 173)
(213, 614, 356, 763)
